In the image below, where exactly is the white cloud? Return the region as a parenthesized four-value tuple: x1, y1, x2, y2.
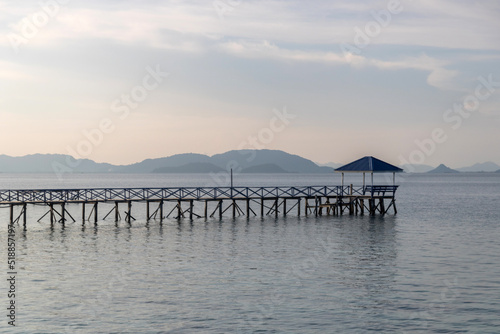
(1, 0, 499, 50)
(218, 40, 460, 90)
(368, 54, 460, 90)
(1, 0, 494, 94)
(426, 68, 459, 91)
(218, 40, 347, 64)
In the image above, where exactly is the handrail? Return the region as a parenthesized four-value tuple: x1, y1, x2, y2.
(363, 185, 399, 196)
(0, 185, 365, 203)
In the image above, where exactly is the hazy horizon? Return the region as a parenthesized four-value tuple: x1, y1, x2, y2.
(1, 1, 499, 167)
(1, 149, 500, 170)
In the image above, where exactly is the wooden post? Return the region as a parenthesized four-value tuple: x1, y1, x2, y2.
(297, 198, 301, 216)
(360, 199, 364, 215)
(61, 203, 66, 224)
(349, 184, 354, 215)
(305, 198, 308, 216)
(9, 204, 14, 224)
(283, 199, 287, 216)
(159, 200, 164, 222)
(115, 201, 119, 222)
(379, 198, 385, 215)
(127, 201, 132, 223)
(314, 196, 318, 217)
(275, 198, 279, 218)
(23, 203, 27, 227)
(261, 198, 264, 217)
(82, 203, 86, 224)
(393, 199, 397, 214)
(190, 200, 194, 220)
(219, 200, 223, 219)
(232, 199, 236, 218)
(146, 201, 150, 221)
(204, 200, 208, 218)
(246, 199, 250, 217)
(177, 200, 182, 219)
(50, 203, 54, 225)
(94, 202, 98, 224)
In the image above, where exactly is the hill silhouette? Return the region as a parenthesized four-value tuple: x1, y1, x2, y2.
(241, 163, 289, 173)
(0, 150, 334, 174)
(427, 164, 460, 174)
(153, 162, 224, 173)
(457, 161, 500, 172)
(0, 154, 113, 173)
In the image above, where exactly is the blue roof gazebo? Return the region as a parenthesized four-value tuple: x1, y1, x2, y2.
(335, 156, 403, 188)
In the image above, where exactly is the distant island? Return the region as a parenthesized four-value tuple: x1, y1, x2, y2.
(0, 150, 333, 174)
(427, 164, 460, 174)
(0, 151, 499, 174)
(404, 161, 500, 173)
(456, 161, 500, 172)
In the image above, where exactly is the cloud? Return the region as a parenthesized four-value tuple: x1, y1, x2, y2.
(0, 4, 209, 52)
(1, 0, 499, 51)
(368, 54, 460, 90)
(53, 8, 206, 52)
(426, 68, 459, 91)
(218, 40, 348, 64)
(218, 40, 459, 90)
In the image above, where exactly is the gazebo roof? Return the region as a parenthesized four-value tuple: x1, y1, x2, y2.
(335, 156, 403, 173)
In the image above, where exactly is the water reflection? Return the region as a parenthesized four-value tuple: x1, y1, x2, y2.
(334, 215, 397, 282)
(323, 215, 398, 329)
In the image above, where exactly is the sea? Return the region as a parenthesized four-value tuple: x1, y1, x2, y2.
(0, 172, 499, 333)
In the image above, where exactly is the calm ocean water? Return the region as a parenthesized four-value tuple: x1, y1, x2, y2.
(1, 173, 499, 333)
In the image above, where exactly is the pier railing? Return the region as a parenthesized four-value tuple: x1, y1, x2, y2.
(2, 185, 400, 223)
(0, 185, 386, 204)
(362, 185, 399, 197)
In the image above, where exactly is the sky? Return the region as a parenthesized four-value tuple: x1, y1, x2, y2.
(1, 0, 500, 168)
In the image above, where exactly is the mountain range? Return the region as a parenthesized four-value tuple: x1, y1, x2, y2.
(0, 150, 333, 174)
(0, 151, 499, 174)
(456, 161, 500, 172)
(402, 161, 500, 173)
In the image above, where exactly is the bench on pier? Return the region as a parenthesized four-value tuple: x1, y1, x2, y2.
(363, 185, 398, 197)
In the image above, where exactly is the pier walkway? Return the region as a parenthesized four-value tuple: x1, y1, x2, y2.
(1, 185, 398, 226)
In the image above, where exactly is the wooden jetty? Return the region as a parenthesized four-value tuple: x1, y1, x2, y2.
(1, 184, 399, 226)
(1, 156, 403, 227)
